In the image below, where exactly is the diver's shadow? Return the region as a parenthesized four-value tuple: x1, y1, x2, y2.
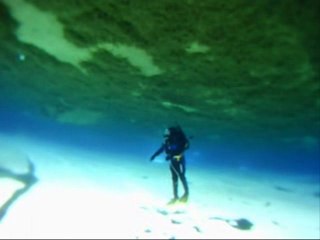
(0, 160, 38, 221)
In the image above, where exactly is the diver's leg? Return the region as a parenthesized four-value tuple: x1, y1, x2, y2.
(178, 157, 189, 202)
(168, 160, 179, 204)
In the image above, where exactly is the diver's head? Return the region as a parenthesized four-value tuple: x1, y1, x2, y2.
(163, 128, 170, 138)
(163, 126, 178, 138)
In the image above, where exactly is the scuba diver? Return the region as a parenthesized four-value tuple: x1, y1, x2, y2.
(150, 125, 190, 205)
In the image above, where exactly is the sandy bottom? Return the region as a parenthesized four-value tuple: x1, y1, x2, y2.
(0, 133, 319, 239)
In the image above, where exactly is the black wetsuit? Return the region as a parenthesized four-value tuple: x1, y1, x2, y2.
(150, 128, 189, 201)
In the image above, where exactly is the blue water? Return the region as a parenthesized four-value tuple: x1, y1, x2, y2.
(1, 100, 319, 239)
(1, 101, 319, 177)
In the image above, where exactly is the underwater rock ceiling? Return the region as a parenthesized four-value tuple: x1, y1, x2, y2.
(0, 0, 319, 150)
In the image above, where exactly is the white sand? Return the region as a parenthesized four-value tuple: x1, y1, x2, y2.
(0, 133, 319, 239)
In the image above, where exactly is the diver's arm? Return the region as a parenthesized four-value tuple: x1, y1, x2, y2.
(150, 144, 165, 161)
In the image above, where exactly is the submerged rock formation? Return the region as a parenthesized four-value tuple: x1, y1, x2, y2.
(0, 0, 319, 153)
